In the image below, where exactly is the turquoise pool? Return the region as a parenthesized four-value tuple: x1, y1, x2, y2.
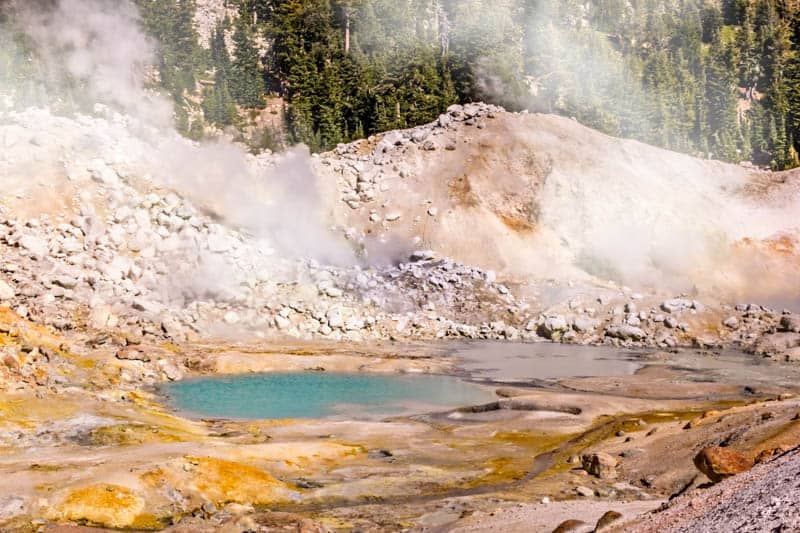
(163, 372, 494, 420)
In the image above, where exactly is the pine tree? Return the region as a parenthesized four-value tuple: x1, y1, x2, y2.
(230, 6, 265, 108)
(135, 0, 202, 99)
(705, 38, 742, 161)
(122, 0, 800, 167)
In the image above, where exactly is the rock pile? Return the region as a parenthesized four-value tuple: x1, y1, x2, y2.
(0, 105, 538, 356)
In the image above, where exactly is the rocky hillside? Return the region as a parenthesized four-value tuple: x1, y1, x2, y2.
(1, 100, 800, 366)
(316, 102, 800, 302)
(0, 104, 530, 357)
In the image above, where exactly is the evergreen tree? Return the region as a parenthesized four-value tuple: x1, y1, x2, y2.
(135, 0, 202, 98)
(705, 39, 742, 161)
(203, 20, 236, 126)
(230, 6, 265, 108)
(121, 0, 800, 165)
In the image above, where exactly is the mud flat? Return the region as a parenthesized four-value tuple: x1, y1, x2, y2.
(2, 328, 800, 532)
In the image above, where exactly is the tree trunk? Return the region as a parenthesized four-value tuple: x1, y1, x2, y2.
(345, 10, 351, 54)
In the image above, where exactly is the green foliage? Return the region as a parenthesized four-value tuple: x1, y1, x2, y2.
(521, 0, 800, 168)
(230, 5, 265, 108)
(203, 19, 237, 126)
(135, 0, 203, 99)
(134, 0, 205, 136)
(9, 0, 800, 164)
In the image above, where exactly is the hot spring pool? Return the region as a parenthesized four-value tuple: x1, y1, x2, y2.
(163, 372, 494, 420)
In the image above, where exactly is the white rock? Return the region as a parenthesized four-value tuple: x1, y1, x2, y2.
(0, 280, 15, 300)
(89, 306, 117, 329)
(87, 158, 120, 185)
(539, 315, 568, 338)
(326, 308, 344, 329)
(573, 316, 600, 333)
(19, 234, 48, 257)
(411, 129, 430, 143)
(606, 324, 646, 341)
(661, 298, 693, 314)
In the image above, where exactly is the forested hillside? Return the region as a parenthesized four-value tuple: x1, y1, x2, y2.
(3, 0, 800, 168)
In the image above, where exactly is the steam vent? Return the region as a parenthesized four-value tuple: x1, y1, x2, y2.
(1, 1, 800, 531)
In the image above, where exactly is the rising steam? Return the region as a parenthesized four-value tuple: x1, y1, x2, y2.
(0, 0, 352, 265)
(2, 0, 799, 307)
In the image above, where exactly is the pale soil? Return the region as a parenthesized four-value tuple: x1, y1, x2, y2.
(441, 499, 661, 532)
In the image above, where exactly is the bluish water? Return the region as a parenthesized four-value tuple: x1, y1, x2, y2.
(163, 372, 494, 420)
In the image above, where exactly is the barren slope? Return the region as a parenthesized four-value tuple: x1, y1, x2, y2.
(317, 105, 800, 301)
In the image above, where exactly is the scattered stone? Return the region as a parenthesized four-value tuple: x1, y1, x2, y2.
(582, 452, 618, 479)
(693, 446, 752, 483)
(660, 299, 696, 314)
(605, 324, 646, 341)
(538, 315, 568, 339)
(115, 348, 150, 362)
(723, 317, 739, 329)
(411, 129, 429, 143)
(573, 316, 600, 333)
(620, 448, 645, 459)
